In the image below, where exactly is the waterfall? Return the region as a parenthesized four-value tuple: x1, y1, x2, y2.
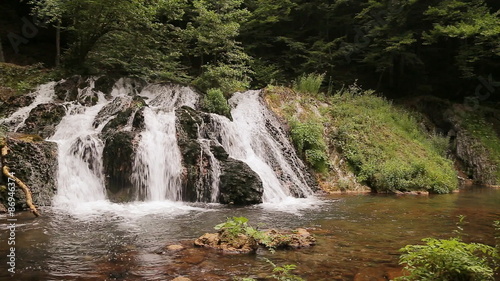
(131, 84, 198, 201)
(131, 109, 182, 201)
(2, 78, 315, 209)
(209, 90, 314, 203)
(49, 93, 110, 206)
(1, 82, 56, 131)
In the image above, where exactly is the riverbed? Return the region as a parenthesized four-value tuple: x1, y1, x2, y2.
(1, 186, 499, 281)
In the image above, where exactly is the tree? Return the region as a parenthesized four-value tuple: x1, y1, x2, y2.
(186, 0, 252, 93)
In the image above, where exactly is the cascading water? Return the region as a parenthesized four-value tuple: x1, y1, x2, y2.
(49, 88, 111, 207)
(131, 109, 182, 201)
(131, 84, 198, 201)
(2, 78, 315, 212)
(208, 90, 315, 203)
(0, 82, 56, 131)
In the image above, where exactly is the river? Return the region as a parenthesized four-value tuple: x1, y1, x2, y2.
(1, 186, 499, 281)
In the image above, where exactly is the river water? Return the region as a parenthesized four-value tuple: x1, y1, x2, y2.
(0, 186, 499, 281)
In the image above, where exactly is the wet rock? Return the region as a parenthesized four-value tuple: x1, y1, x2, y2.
(171, 277, 191, 281)
(264, 228, 316, 249)
(155, 244, 186, 254)
(101, 106, 145, 202)
(194, 232, 259, 254)
(0, 94, 35, 117)
(18, 103, 66, 138)
(54, 75, 88, 102)
(219, 158, 263, 205)
(175, 107, 219, 202)
(0, 202, 6, 213)
(0, 134, 58, 209)
(102, 131, 138, 202)
(176, 106, 264, 204)
(94, 76, 119, 97)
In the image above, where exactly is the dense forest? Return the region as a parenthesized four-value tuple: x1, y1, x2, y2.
(1, 0, 499, 101)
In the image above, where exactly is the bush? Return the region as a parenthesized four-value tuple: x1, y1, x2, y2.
(202, 88, 231, 117)
(290, 119, 329, 172)
(293, 73, 325, 95)
(396, 219, 499, 281)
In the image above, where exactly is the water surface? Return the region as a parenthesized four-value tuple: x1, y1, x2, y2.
(0, 187, 498, 281)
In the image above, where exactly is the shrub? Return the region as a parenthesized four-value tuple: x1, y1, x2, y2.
(396, 219, 499, 281)
(293, 73, 324, 95)
(202, 88, 231, 117)
(214, 217, 273, 249)
(290, 119, 329, 172)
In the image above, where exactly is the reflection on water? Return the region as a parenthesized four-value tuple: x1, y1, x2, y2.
(0, 187, 499, 280)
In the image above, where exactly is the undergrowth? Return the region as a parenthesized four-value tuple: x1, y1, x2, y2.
(0, 63, 60, 96)
(329, 86, 458, 193)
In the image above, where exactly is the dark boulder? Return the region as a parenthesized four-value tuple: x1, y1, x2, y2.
(0, 134, 58, 209)
(218, 158, 263, 205)
(18, 103, 66, 138)
(54, 75, 89, 102)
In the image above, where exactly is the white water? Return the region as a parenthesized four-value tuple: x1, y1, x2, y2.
(49, 94, 110, 207)
(131, 84, 198, 201)
(199, 139, 221, 202)
(3, 79, 316, 214)
(210, 90, 315, 203)
(132, 109, 182, 201)
(1, 82, 56, 131)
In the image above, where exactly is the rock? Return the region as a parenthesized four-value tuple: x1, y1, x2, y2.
(0, 134, 58, 209)
(54, 75, 89, 102)
(94, 76, 119, 97)
(166, 245, 185, 251)
(194, 233, 220, 248)
(218, 158, 263, 205)
(0, 203, 6, 213)
(0, 94, 35, 117)
(102, 131, 138, 202)
(264, 228, 316, 249)
(171, 277, 191, 281)
(100, 105, 145, 202)
(194, 232, 258, 254)
(18, 103, 66, 138)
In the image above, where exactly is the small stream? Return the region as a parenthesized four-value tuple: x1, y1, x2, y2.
(1, 186, 499, 281)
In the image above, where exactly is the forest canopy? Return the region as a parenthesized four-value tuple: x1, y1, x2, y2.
(1, 0, 499, 98)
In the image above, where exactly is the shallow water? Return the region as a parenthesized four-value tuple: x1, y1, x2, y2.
(0, 187, 499, 281)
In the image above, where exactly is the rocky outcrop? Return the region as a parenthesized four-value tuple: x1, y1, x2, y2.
(100, 98, 146, 202)
(0, 94, 35, 118)
(175, 106, 264, 204)
(54, 75, 90, 102)
(18, 103, 66, 138)
(407, 96, 500, 186)
(0, 134, 58, 210)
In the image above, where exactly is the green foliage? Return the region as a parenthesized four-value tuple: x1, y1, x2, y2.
(0, 63, 60, 95)
(265, 259, 305, 281)
(214, 217, 274, 250)
(396, 218, 499, 281)
(329, 86, 458, 193)
(290, 119, 328, 172)
(202, 88, 231, 117)
(293, 73, 325, 95)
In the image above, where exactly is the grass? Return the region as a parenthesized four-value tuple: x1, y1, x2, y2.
(293, 73, 324, 95)
(329, 89, 458, 193)
(460, 111, 500, 184)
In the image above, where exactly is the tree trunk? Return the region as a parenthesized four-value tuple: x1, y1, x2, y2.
(55, 21, 61, 67)
(0, 37, 5, 62)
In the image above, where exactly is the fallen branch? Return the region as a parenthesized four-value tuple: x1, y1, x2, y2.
(1, 142, 40, 217)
